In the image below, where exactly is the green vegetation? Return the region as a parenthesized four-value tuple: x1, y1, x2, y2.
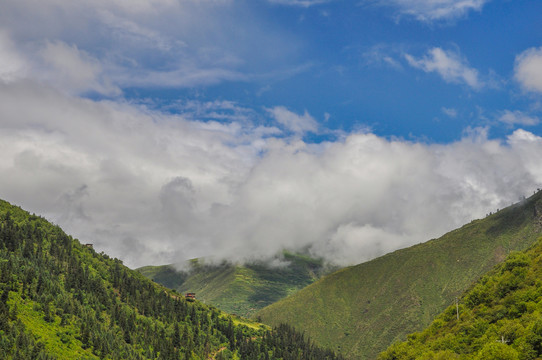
(0, 199, 344, 359)
(257, 191, 542, 359)
(379, 236, 542, 359)
(137, 252, 336, 318)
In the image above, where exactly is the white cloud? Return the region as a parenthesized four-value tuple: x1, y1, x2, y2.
(0, 80, 270, 266)
(311, 224, 415, 265)
(498, 110, 540, 127)
(405, 47, 482, 89)
(515, 47, 542, 93)
(267, 106, 319, 135)
(1, 80, 542, 268)
(1, 0, 541, 271)
(367, 0, 490, 22)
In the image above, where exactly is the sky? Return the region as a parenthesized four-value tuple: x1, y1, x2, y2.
(1, 0, 542, 268)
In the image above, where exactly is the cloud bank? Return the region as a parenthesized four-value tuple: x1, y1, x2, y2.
(1, 79, 541, 268)
(1, 0, 541, 271)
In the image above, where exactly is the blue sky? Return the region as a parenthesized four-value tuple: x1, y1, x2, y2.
(1, 0, 542, 267)
(119, 0, 542, 142)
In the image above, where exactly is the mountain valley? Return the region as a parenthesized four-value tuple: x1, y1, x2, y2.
(137, 252, 336, 318)
(0, 199, 343, 360)
(2, 191, 542, 359)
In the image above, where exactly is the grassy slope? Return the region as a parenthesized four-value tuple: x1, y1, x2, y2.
(257, 191, 542, 360)
(379, 236, 542, 359)
(137, 252, 336, 318)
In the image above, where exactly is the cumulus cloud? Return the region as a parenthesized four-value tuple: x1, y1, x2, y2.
(515, 47, 542, 93)
(405, 47, 482, 89)
(1, 80, 542, 268)
(367, 0, 490, 22)
(0, 80, 269, 266)
(1, 0, 541, 271)
(498, 110, 540, 127)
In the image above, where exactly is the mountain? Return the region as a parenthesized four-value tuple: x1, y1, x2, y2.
(379, 235, 542, 359)
(257, 191, 542, 359)
(0, 199, 343, 360)
(137, 252, 336, 318)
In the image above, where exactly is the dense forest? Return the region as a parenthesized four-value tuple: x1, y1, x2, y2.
(379, 236, 542, 360)
(0, 199, 344, 360)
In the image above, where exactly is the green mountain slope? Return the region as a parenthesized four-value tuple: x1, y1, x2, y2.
(137, 253, 336, 318)
(0, 199, 344, 360)
(257, 191, 542, 360)
(379, 236, 542, 359)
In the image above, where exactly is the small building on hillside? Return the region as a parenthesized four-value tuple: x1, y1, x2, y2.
(84, 244, 93, 249)
(185, 293, 196, 302)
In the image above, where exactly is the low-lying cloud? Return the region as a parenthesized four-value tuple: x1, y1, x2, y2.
(1, 80, 541, 268)
(1, 0, 541, 269)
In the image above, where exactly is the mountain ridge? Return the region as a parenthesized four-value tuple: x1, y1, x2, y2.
(257, 190, 542, 359)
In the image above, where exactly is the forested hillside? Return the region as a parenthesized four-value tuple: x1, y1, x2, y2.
(257, 191, 542, 359)
(379, 236, 542, 359)
(137, 253, 335, 318)
(0, 199, 343, 360)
